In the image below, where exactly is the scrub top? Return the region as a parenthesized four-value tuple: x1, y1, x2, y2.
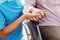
(0, 0, 23, 40)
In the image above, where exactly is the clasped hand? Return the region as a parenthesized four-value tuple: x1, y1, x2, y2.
(23, 7, 46, 21)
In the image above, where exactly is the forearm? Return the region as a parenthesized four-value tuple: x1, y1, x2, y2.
(0, 15, 26, 38)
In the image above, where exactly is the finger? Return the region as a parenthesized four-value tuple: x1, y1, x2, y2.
(32, 13, 42, 20)
(44, 12, 46, 17)
(40, 11, 45, 18)
(33, 17, 38, 21)
(38, 16, 44, 21)
(30, 18, 34, 20)
(36, 17, 39, 20)
(34, 13, 41, 17)
(42, 10, 46, 17)
(35, 13, 43, 19)
(38, 16, 42, 19)
(30, 17, 37, 21)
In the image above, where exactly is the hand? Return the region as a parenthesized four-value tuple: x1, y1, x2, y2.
(23, 5, 46, 21)
(24, 13, 41, 20)
(30, 9, 46, 21)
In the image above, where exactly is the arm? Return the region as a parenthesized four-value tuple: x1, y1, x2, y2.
(0, 15, 26, 38)
(0, 0, 36, 38)
(0, 12, 37, 38)
(0, 10, 41, 38)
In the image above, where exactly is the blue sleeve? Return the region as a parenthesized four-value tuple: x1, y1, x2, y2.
(0, 11, 5, 30)
(16, 0, 23, 6)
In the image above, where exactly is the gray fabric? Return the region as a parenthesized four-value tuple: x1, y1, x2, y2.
(40, 26, 60, 40)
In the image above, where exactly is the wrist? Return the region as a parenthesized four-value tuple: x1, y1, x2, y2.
(23, 14, 26, 18)
(23, 14, 30, 20)
(22, 14, 27, 19)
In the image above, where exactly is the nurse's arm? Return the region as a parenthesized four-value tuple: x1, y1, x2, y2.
(0, 15, 26, 38)
(0, 12, 40, 38)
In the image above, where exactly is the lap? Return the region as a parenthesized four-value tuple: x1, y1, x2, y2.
(40, 26, 60, 40)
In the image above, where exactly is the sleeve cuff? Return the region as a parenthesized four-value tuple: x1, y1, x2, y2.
(23, 5, 34, 14)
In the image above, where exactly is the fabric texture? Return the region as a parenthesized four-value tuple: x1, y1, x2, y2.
(24, 0, 60, 26)
(40, 26, 60, 40)
(0, 0, 23, 40)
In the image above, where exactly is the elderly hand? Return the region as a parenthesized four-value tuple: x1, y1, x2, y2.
(23, 5, 46, 21)
(23, 12, 41, 20)
(29, 8, 46, 21)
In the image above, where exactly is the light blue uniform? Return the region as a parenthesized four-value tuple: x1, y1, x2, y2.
(0, 0, 23, 40)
